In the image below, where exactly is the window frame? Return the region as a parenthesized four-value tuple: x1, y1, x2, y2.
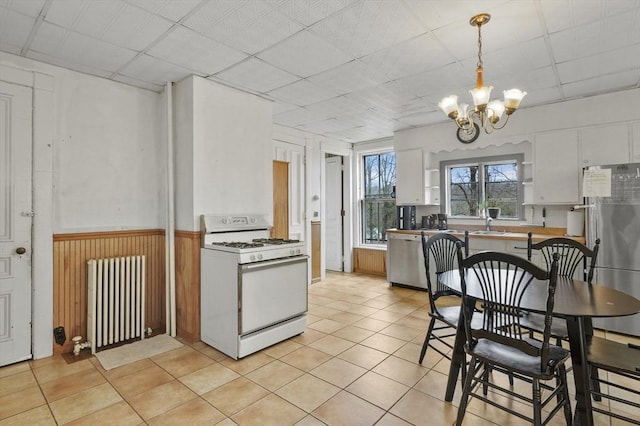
(358, 149, 396, 246)
(440, 154, 524, 219)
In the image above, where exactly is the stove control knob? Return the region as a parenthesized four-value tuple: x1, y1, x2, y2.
(258, 254, 263, 260)
(296, 249, 301, 254)
(250, 255, 256, 261)
(290, 249, 295, 255)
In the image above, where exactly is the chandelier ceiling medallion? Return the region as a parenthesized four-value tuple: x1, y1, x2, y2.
(438, 13, 527, 144)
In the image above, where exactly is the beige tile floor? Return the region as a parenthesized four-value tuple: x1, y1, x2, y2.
(1, 271, 638, 425)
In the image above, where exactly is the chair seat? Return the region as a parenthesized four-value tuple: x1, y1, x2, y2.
(520, 312, 568, 339)
(432, 305, 484, 330)
(468, 337, 570, 379)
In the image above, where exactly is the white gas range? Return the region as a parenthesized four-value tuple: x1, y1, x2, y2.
(200, 214, 308, 359)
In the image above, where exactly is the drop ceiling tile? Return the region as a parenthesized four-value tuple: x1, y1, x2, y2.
(309, 0, 425, 58)
(0, 6, 36, 53)
(461, 37, 551, 79)
(561, 68, 640, 99)
(267, 0, 356, 26)
(267, 78, 339, 106)
(360, 32, 457, 80)
(29, 22, 138, 73)
(0, 0, 46, 17)
(214, 57, 300, 93)
(326, 126, 387, 143)
(307, 59, 388, 95)
(26, 49, 112, 78)
(45, 0, 174, 51)
(258, 29, 353, 78)
(404, 0, 511, 31)
(299, 117, 355, 134)
(520, 86, 564, 107)
(557, 45, 640, 84)
(147, 25, 248, 75)
(271, 103, 294, 117)
(305, 95, 369, 118)
(183, 0, 303, 54)
(549, 9, 640, 62)
(540, 0, 638, 33)
(391, 63, 468, 100)
(112, 73, 165, 92)
(273, 106, 321, 127)
(126, 0, 203, 22)
(118, 53, 198, 86)
(396, 110, 444, 127)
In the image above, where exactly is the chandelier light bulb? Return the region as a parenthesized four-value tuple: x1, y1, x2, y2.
(469, 85, 493, 109)
(438, 95, 460, 119)
(487, 100, 505, 123)
(503, 89, 527, 114)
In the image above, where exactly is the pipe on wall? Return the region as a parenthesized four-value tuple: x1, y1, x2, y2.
(165, 81, 177, 336)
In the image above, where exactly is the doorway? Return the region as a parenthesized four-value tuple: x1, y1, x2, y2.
(0, 81, 33, 366)
(324, 155, 344, 272)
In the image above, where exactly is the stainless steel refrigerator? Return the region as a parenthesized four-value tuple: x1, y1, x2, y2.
(585, 162, 640, 337)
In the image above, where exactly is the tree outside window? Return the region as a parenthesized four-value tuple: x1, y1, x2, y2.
(362, 152, 396, 244)
(447, 156, 521, 219)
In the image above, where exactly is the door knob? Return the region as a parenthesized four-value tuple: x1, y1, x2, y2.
(16, 247, 26, 255)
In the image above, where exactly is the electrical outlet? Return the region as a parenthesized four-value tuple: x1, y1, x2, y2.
(53, 326, 66, 345)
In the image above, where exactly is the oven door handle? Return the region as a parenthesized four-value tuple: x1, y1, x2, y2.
(240, 256, 308, 272)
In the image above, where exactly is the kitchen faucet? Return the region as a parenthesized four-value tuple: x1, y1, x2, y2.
(485, 216, 492, 231)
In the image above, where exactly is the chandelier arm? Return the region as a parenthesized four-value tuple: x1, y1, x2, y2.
(490, 113, 511, 131)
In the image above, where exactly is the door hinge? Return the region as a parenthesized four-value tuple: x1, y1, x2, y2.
(341, 209, 345, 217)
(21, 211, 35, 217)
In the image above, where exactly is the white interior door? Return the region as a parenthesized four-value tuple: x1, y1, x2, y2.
(0, 81, 33, 366)
(325, 156, 343, 271)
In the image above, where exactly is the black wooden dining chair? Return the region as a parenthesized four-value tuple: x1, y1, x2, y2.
(586, 336, 640, 424)
(454, 248, 573, 426)
(520, 233, 601, 344)
(418, 231, 469, 364)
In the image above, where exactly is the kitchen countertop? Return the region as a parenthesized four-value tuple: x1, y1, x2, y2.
(387, 226, 586, 244)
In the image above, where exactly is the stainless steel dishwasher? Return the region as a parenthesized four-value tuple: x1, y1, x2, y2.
(387, 232, 427, 289)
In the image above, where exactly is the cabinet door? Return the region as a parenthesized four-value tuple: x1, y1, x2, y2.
(580, 124, 630, 167)
(467, 238, 506, 256)
(632, 122, 640, 162)
(533, 131, 580, 204)
(396, 148, 424, 204)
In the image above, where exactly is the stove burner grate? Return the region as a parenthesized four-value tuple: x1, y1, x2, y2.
(253, 238, 301, 245)
(211, 241, 264, 249)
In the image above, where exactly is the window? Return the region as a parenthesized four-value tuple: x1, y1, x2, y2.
(444, 154, 523, 219)
(362, 152, 396, 244)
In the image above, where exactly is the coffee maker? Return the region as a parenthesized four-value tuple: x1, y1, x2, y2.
(436, 213, 448, 230)
(397, 206, 416, 230)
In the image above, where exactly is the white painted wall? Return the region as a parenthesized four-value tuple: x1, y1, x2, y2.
(0, 52, 165, 358)
(174, 76, 274, 231)
(0, 54, 165, 233)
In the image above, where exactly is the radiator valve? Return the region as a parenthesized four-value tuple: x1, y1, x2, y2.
(71, 336, 91, 356)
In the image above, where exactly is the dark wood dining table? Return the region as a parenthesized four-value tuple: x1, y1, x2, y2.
(438, 269, 640, 426)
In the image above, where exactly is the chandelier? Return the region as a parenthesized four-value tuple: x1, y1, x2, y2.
(438, 13, 526, 144)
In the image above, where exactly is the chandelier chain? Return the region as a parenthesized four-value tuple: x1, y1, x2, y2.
(477, 23, 483, 69)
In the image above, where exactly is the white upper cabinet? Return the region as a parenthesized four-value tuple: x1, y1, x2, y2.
(580, 124, 631, 167)
(533, 130, 580, 204)
(396, 148, 425, 205)
(396, 148, 440, 205)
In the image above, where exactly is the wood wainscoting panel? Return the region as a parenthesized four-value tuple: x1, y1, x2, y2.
(353, 247, 386, 277)
(311, 221, 321, 281)
(53, 229, 166, 354)
(175, 230, 201, 343)
(272, 160, 289, 239)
